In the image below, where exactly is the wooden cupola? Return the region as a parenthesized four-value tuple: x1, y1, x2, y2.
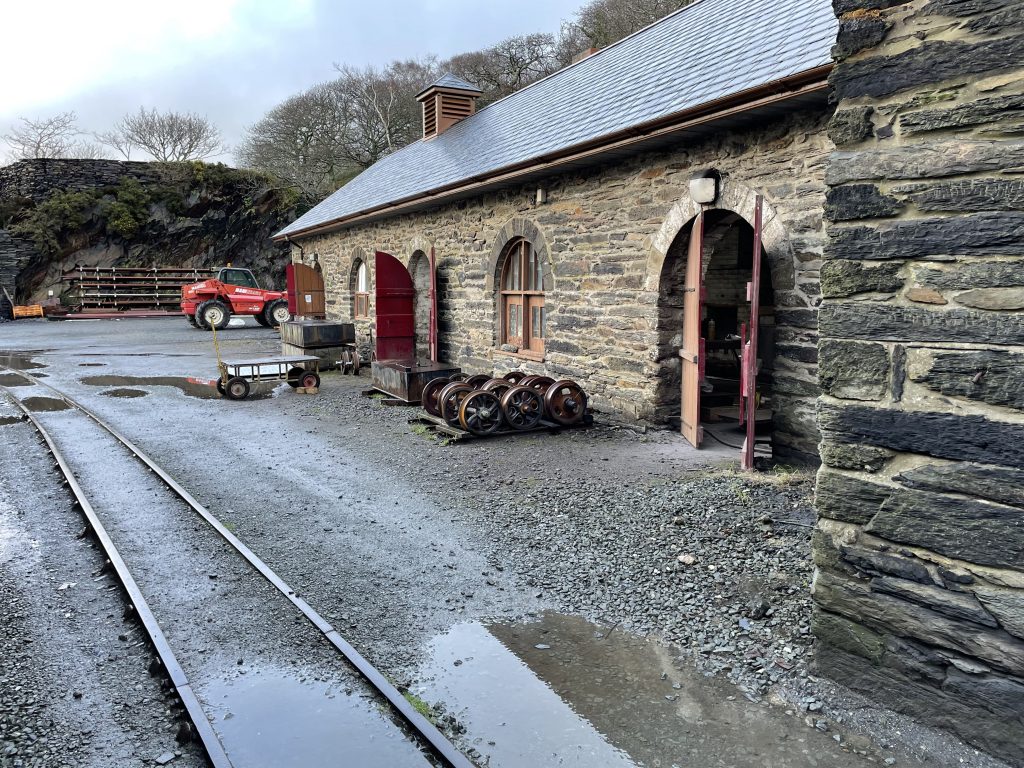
(416, 73, 482, 140)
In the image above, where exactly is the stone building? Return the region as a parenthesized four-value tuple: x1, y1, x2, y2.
(813, 0, 1024, 762)
(276, 0, 839, 465)
(278, 0, 1023, 761)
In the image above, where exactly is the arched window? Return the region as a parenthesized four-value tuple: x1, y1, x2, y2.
(500, 238, 545, 355)
(353, 260, 369, 318)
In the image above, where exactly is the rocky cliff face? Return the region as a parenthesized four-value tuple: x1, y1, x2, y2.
(0, 159, 299, 304)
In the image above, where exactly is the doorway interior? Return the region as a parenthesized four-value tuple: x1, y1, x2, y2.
(657, 208, 776, 456)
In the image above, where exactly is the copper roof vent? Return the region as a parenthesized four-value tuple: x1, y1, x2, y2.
(416, 73, 482, 140)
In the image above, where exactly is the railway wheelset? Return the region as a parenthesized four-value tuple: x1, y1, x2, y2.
(420, 371, 589, 437)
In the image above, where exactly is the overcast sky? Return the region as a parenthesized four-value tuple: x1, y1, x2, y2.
(0, 0, 582, 164)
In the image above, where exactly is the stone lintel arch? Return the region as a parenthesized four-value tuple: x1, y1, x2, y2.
(643, 179, 794, 295)
(348, 245, 370, 285)
(405, 235, 435, 270)
(485, 217, 553, 293)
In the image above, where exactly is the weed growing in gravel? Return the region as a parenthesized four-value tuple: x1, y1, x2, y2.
(403, 691, 435, 720)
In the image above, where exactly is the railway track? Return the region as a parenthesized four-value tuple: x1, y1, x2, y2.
(1, 367, 474, 768)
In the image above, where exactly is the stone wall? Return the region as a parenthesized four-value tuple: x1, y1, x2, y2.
(0, 158, 296, 302)
(0, 159, 163, 202)
(294, 108, 833, 462)
(813, 0, 1024, 762)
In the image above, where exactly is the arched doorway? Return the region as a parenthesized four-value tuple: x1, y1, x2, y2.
(409, 249, 433, 360)
(656, 207, 776, 459)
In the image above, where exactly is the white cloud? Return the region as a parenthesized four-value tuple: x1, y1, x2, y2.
(0, 0, 315, 119)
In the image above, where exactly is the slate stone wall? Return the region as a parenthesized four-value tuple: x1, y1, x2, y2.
(0, 159, 163, 203)
(294, 108, 833, 462)
(813, 0, 1024, 762)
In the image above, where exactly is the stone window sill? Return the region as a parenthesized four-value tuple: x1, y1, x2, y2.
(492, 347, 545, 363)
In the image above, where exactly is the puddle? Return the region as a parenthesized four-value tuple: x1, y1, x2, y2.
(200, 668, 431, 768)
(81, 375, 219, 399)
(21, 397, 70, 412)
(413, 613, 866, 768)
(0, 416, 23, 426)
(0, 352, 47, 370)
(78, 362, 106, 367)
(0, 373, 31, 387)
(100, 388, 149, 399)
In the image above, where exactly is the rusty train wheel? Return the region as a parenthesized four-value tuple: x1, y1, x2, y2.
(465, 374, 492, 388)
(439, 383, 474, 427)
(500, 385, 544, 430)
(503, 371, 527, 384)
(420, 377, 451, 418)
(448, 372, 468, 382)
(526, 375, 555, 392)
(544, 380, 588, 425)
(459, 390, 504, 436)
(480, 378, 513, 398)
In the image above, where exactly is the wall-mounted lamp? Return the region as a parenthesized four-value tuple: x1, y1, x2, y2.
(689, 169, 720, 205)
(535, 187, 547, 205)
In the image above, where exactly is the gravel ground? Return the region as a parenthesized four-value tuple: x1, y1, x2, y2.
(0, 403, 205, 768)
(0, 318, 1011, 768)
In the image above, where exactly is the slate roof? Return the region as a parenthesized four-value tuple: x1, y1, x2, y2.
(277, 0, 837, 239)
(418, 73, 481, 96)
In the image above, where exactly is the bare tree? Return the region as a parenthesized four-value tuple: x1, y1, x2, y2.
(333, 58, 437, 167)
(114, 108, 226, 161)
(2, 111, 80, 160)
(567, 0, 694, 50)
(237, 81, 356, 205)
(446, 34, 559, 104)
(69, 140, 109, 159)
(94, 129, 135, 160)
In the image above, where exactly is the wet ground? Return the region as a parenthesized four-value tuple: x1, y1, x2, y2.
(0, 317, 1011, 768)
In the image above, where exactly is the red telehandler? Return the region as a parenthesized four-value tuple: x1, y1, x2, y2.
(181, 266, 290, 330)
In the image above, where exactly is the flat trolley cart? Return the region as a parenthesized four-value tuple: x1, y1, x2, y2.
(217, 355, 321, 400)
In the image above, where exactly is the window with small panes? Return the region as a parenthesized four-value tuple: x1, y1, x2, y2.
(499, 238, 546, 356)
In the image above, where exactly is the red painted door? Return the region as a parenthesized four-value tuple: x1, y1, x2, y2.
(429, 247, 438, 362)
(375, 251, 415, 360)
(680, 213, 704, 448)
(740, 196, 765, 470)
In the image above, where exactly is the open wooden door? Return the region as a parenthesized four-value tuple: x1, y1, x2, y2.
(429, 247, 438, 361)
(740, 195, 764, 470)
(285, 263, 326, 318)
(679, 212, 705, 448)
(374, 251, 415, 360)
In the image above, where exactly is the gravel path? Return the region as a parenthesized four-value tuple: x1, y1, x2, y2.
(0, 404, 205, 768)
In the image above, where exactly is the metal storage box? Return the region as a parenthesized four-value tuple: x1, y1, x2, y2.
(279, 321, 355, 348)
(371, 360, 460, 403)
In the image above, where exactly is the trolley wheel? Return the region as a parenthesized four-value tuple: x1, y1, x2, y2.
(503, 371, 528, 384)
(459, 390, 504, 436)
(448, 372, 469, 382)
(465, 374, 492, 388)
(420, 377, 451, 418)
(526, 375, 555, 392)
(300, 371, 320, 389)
(439, 382, 474, 427)
(224, 376, 250, 400)
(500, 385, 544, 430)
(544, 380, 588, 425)
(352, 348, 361, 375)
(480, 378, 513, 398)
(197, 299, 231, 331)
(264, 299, 290, 328)
(286, 366, 304, 387)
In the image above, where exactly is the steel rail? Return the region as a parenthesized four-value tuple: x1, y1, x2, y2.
(1, 388, 234, 768)
(3, 367, 474, 768)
